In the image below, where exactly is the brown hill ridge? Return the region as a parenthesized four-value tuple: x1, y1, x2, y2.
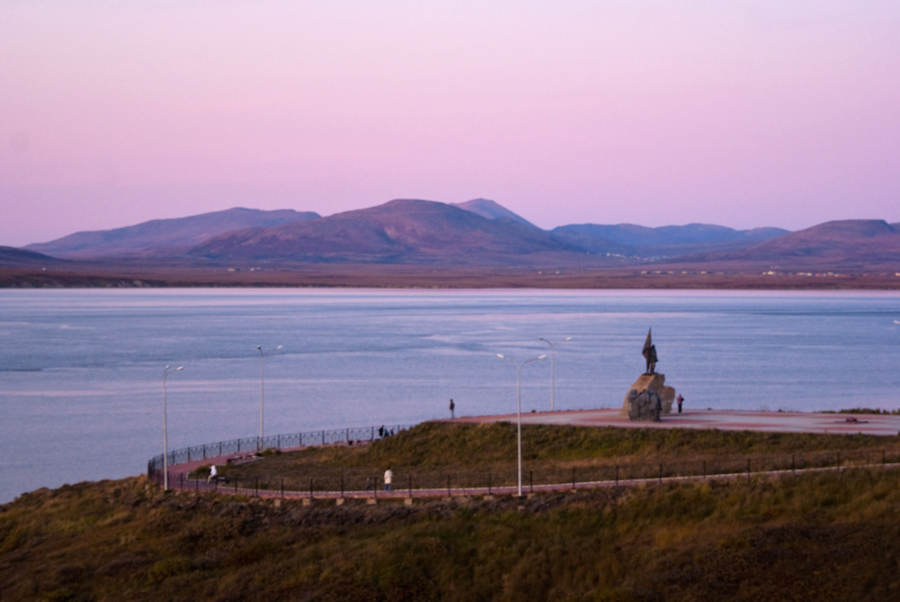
(189, 199, 586, 265)
(684, 220, 900, 271)
(26, 207, 320, 259)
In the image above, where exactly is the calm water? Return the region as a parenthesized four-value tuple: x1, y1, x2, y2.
(1, 288, 899, 503)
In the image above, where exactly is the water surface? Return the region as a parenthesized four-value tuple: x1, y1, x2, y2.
(1, 288, 898, 503)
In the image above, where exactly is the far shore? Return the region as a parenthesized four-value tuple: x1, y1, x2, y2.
(3, 264, 900, 290)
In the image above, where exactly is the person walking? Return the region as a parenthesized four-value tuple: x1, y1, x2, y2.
(677, 394, 684, 414)
(207, 465, 217, 483)
(449, 398, 455, 419)
(384, 467, 393, 492)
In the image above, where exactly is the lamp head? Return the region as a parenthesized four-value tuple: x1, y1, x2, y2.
(497, 354, 505, 359)
(276, 345, 283, 350)
(538, 355, 547, 360)
(176, 366, 183, 371)
(565, 336, 573, 341)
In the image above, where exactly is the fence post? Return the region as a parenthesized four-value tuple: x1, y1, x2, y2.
(309, 479, 313, 499)
(747, 458, 751, 481)
(371, 427, 374, 441)
(235, 479, 237, 495)
(219, 442, 222, 457)
(180, 473, 184, 490)
(572, 467, 576, 491)
(615, 465, 619, 486)
(659, 463, 662, 484)
(341, 475, 344, 498)
(408, 475, 412, 498)
(321, 430, 325, 445)
(837, 451, 841, 470)
(530, 470, 534, 494)
(883, 449, 886, 466)
(447, 475, 451, 497)
(488, 472, 492, 495)
(255, 478, 259, 497)
(346, 428, 349, 443)
(792, 454, 795, 475)
(702, 460, 706, 480)
(281, 478, 284, 499)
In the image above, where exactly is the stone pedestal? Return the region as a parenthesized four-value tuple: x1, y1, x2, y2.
(621, 373, 676, 422)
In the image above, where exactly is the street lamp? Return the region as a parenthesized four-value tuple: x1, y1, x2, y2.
(538, 336, 572, 411)
(162, 364, 183, 491)
(257, 345, 283, 450)
(497, 353, 547, 497)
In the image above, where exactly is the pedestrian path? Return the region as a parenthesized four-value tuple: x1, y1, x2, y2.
(458, 408, 900, 437)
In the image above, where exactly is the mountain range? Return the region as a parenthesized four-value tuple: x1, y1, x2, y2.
(10, 198, 900, 273)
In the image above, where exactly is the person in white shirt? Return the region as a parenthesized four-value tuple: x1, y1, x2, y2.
(384, 467, 393, 492)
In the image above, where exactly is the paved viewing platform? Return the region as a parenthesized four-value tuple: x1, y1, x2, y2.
(460, 408, 900, 437)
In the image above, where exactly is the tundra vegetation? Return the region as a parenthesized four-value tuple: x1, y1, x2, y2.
(3, 422, 900, 601)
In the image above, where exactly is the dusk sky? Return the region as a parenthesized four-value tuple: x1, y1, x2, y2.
(2, 1, 899, 247)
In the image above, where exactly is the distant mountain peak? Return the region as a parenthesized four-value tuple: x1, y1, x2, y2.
(452, 199, 536, 228)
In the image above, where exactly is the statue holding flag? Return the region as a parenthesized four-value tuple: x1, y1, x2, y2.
(642, 329, 658, 375)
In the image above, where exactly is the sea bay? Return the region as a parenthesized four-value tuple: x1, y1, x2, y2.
(1, 288, 899, 503)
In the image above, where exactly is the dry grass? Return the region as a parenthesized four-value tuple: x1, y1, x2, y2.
(217, 421, 900, 493)
(4, 468, 900, 601)
(6, 424, 900, 600)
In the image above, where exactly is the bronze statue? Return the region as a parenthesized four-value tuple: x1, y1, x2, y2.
(642, 328, 658, 374)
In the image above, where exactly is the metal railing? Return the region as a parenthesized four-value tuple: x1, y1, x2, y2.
(147, 424, 410, 475)
(149, 445, 900, 500)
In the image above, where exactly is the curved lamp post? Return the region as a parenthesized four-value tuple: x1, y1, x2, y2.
(162, 364, 183, 491)
(538, 336, 572, 411)
(497, 353, 547, 497)
(257, 345, 283, 450)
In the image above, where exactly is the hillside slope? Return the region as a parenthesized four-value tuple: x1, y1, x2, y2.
(552, 223, 789, 258)
(26, 207, 321, 259)
(686, 220, 900, 270)
(0, 246, 64, 268)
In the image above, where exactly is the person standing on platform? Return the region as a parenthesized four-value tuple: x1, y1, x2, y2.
(384, 467, 393, 492)
(449, 398, 455, 419)
(677, 394, 684, 414)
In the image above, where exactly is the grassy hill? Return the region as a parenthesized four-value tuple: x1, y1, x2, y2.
(4, 424, 900, 601)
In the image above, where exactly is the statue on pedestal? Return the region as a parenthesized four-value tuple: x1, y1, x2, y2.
(622, 328, 676, 421)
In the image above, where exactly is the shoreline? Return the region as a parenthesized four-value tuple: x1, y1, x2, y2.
(4, 265, 900, 290)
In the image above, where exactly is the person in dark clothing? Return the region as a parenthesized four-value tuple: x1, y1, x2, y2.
(677, 394, 684, 414)
(449, 398, 455, 419)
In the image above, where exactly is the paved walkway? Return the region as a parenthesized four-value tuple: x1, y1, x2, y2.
(457, 408, 900, 437)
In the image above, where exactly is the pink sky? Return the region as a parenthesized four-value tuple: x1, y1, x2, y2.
(2, 1, 899, 246)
